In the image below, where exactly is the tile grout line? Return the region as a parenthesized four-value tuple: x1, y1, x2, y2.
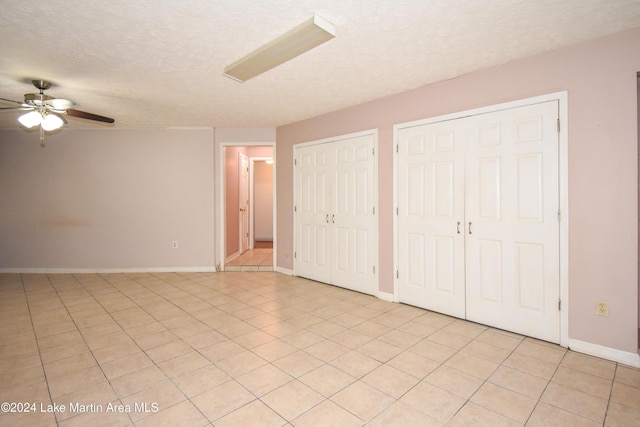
(18, 273, 60, 426)
(92, 272, 213, 424)
(54, 273, 137, 426)
(2, 272, 636, 426)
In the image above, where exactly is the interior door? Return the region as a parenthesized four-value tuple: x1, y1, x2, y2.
(397, 120, 466, 318)
(239, 152, 249, 254)
(331, 135, 376, 294)
(295, 143, 332, 283)
(465, 101, 560, 342)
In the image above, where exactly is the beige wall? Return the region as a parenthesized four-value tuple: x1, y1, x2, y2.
(0, 128, 215, 270)
(276, 28, 640, 355)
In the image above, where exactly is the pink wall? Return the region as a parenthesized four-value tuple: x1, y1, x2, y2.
(277, 29, 640, 354)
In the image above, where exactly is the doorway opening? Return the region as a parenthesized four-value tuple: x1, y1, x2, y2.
(219, 144, 275, 271)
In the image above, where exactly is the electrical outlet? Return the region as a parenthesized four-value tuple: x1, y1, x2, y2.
(172, 241, 178, 249)
(595, 300, 608, 317)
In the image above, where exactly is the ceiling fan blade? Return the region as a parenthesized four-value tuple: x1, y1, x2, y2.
(0, 107, 31, 111)
(0, 96, 25, 106)
(66, 108, 115, 124)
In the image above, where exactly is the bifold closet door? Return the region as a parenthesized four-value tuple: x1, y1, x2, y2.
(397, 100, 560, 343)
(295, 135, 376, 295)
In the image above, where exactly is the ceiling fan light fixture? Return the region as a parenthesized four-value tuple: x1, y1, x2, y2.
(41, 113, 64, 131)
(44, 98, 74, 110)
(224, 15, 335, 83)
(18, 110, 42, 128)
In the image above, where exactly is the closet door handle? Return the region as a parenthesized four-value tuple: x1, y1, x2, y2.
(469, 222, 473, 234)
(457, 222, 461, 234)
(332, 214, 335, 224)
(326, 214, 329, 224)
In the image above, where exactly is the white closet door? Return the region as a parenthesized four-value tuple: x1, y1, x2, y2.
(465, 101, 560, 342)
(332, 135, 376, 294)
(397, 100, 560, 343)
(295, 143, 332, 284)
(397, 121, 466, 318)
(295, 133, 377, 295)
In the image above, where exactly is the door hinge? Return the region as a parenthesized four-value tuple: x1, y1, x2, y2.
(372, 147, 375, 156)
(294, 158, 297, 166)
(373, 265, 376, 274)
(372, 206, 375, 214)
(396, 144, 399, 153)
(294, 205, 297, 213)
(396, 207, 399, 215)
(294, 251, 297, 259)
(557, 119, 560, 133)
(396, 270, 399, 279)
(558, 299, 561, 311)
(557, 210, 561, 222)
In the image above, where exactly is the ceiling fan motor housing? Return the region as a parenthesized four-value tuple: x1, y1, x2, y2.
(24, 93, 54, 105)
(32, 80, 52, 91)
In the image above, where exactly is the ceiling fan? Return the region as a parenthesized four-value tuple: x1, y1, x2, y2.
(0, 79, 114, 144)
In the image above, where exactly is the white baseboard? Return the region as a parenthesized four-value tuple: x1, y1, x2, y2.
(0, 267, 218, 274)
(275, 266, 294, 276)
(377, 291, 396, 302)
(225, 251, 240, 263)
(568, 338, 640, 368)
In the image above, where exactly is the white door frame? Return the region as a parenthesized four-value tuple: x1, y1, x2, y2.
(215, 142, 276, 272)
(393, 92, 569, 347)
(239, 152, 250, 254)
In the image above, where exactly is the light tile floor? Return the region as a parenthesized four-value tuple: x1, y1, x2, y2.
(226, 249, 273, 271)
(0, 272, 638, 426)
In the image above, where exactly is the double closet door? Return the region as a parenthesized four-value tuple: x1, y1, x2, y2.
(397, 101, 560, 343)
(294, 133, 376, 295)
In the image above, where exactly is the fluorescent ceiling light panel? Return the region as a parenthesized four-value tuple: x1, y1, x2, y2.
(224, 15, 335, 83)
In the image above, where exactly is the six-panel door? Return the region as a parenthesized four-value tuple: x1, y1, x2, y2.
(465, 101, 560, 343)
(294, 134, 376, 295)
(397, 119, 466, 318)
(397, 100, 560, 343)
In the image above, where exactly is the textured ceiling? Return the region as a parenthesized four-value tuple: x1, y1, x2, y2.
(1, 0, 639, 130)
